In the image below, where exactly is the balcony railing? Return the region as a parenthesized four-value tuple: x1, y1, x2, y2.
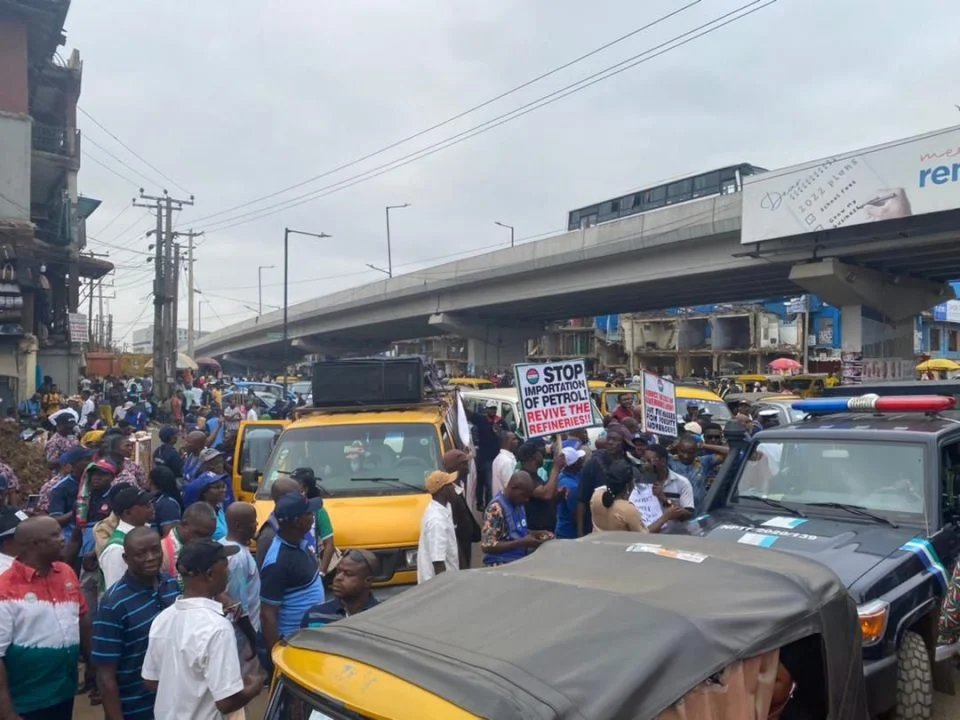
(32, 122, 77, 157)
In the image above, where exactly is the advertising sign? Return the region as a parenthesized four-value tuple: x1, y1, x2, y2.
(641, 372, 677, 437)
(514, 359, 592, 437)
(742, 125, 960, 244)
(934, 300, 960, 324)
(67, 313, 88, 343)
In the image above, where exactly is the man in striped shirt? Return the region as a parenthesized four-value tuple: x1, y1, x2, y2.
(260, 493, 325, 657)
(93, 527, 179, 720)
(0, 516, 90, 719)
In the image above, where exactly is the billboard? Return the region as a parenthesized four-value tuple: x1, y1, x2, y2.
(741, 125, 960, 244)
(933, 300, 960, 324)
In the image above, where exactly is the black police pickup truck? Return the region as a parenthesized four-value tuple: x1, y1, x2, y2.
(699, 405, 960, 719)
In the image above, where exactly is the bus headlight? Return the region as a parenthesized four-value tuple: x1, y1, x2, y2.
(858, 600, 889, 646)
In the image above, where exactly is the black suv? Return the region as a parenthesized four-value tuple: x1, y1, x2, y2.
(699, 411, 960, 719)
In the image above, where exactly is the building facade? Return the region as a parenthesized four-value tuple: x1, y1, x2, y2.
(0, 0, 111, 408)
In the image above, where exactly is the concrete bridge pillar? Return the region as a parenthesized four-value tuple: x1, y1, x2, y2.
(789, 259, 945, 360)
(429, 313, 539, 374)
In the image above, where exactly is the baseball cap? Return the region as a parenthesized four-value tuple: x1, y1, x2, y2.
(59, 445, 93, 467)
(290, 468, 316, 483)
(86, 458, 118, 476)
(0, 508, 28, 539)
(485, 400, 498, 409)
(199, 447, 223, 463)
(176, 539, 239, 576)
(561, 438, 582, 450)
(425, 470, 458, 494)
(684, 421, 703, 435)
(274, 492, 323, 521)
(560, 446, 586, 465)
(111, 485, 155, 515)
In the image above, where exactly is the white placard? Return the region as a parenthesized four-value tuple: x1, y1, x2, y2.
(514, 359, 592, 437)
(641, 372, 677, 437)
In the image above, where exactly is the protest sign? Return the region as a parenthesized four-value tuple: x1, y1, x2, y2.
(642, 372, 677, 437)
(514, 359, 592, 437)
(629, 484, 664, 526)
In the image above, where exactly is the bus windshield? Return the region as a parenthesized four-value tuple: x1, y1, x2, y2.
(256, 423, 440, 498)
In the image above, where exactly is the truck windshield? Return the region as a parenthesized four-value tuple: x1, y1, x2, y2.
(256, 423, 439, 498)
(732, 439, 926, 516)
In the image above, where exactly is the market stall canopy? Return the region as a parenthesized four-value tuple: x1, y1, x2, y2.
(294, 533, 868, 720)
(916, 358, 960, 372)
(144, 352, 199, 372)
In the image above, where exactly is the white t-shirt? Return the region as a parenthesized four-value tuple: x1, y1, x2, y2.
(0, 552, 13, 574)
(491, 449, 516, 498)
(629, 470, 696, 525)
(417, 500, 459, 584)
(142, 596, 245, 720)
(80, 398, 96, 426)
(245, 408, 258, 422)
(220, 539, 261, 632)
(98, 520, 135, 592)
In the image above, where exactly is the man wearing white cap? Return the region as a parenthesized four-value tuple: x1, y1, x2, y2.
(417, 470, 461, 584)
(555, 444, 586, 539)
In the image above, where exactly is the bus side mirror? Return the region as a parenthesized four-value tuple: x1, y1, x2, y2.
(241, 468, 262, 493)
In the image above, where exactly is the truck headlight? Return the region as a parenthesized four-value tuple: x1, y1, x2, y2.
(405, 549, 418, 568)
(857, 600, 889, 646)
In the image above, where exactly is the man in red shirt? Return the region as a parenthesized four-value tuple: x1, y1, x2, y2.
(611, 392, 638, 422)
(0, 516, 91, 719)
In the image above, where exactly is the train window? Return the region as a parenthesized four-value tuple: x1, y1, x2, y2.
(666, 178, 693, 204)
(619, 195, 637, 215)
(720, 168, 739, 194)
(580, 213, 598, 229)
(641, 186, 666, 210)
(692, 171, 720, 198)
(598, 200, 618, 222)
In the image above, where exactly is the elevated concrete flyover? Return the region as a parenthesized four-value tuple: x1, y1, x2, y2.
(195, 194, 960, 369)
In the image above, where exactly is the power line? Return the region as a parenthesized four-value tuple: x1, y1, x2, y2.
(81, 148, 140, 187)
(83, 133, 163, 188)
(77, 106, 192, 195)
(199, 0, 776, 234)
(115, 294, 153, 342)
(89, 203, 131, 237)
(186, 1, 703, 227)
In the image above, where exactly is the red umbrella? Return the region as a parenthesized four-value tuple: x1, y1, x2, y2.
(769, 357, 801, 372)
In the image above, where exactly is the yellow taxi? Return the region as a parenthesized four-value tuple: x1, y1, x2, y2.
(234, 403, 453, 589)
(593, 383, 733, 422)
(233, 359, 457, 590)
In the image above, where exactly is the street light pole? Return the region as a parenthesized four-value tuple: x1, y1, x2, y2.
(495, 221, 515, 247)
(258, 264, 274, 316)
(385, 203, 410, 278)
(283, 227, 331, 396)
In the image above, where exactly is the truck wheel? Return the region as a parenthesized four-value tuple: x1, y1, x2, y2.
(887, 631, 933, 720)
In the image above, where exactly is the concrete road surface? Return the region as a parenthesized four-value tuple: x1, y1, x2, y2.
(72, 672, 960, 719)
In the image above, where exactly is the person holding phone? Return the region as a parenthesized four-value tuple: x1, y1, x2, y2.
(644, 444, 695, 521)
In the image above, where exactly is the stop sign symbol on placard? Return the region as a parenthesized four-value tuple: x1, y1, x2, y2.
(526, 368, 540, 385)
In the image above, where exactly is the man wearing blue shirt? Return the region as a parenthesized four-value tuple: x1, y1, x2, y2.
(555, 444, 586, 539)
(92, 527, 179, 720)
(259, 493, 325, 657)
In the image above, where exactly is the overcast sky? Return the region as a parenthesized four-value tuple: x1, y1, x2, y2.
(66, 0, 960, 346)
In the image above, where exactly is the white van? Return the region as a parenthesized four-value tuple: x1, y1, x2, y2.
(460, 387, 605, 445)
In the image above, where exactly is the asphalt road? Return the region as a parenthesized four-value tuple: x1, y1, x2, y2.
(72, 671, 960, 719)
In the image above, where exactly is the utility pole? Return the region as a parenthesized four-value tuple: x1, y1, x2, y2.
(97, 278, 104, 348)
(170, 229, 203, 356)
(135, 190, 194, 399)
(171, 242, 181, 355)
(87, 277, 94, 342)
